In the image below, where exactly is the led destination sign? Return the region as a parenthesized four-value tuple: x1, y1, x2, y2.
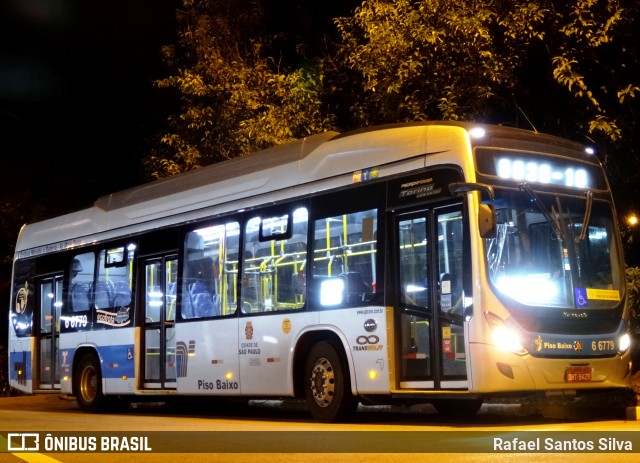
(496, 158, 587, 188)
(475, 149, 607, 190)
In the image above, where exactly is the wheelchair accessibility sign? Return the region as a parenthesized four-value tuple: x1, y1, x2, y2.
(574, 288, 588, 307)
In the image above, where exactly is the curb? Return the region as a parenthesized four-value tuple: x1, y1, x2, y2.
(626, 406, 640, 420)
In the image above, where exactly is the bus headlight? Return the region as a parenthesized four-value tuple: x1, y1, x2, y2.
(619, 333, 631, 354)
(485, 312, 527, 355)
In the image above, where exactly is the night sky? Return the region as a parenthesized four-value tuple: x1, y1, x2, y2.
(0, 0, 182, 387)
(1, 0, 180, 218)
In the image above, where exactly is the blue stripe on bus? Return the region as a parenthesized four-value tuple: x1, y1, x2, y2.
(95, 345, 135, 379)
(9, 350, 31, 382)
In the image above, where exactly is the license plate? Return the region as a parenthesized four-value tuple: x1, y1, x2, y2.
(565, 367, 592, 382)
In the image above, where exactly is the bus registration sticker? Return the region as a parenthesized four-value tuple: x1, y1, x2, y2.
(586, 288, 621, 301)
(565, 367, 592, 383)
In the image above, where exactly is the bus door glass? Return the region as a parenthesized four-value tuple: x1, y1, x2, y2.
(143, 256, 177, 389)
(396, 204, 467, 389)
(436, 207, 468, 385)
(37, 274, 63, 389)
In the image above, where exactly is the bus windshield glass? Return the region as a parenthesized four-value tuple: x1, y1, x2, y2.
(485, 188, 623, 309)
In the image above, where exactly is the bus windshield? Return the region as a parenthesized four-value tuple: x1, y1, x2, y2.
(485, 188, 624, 310)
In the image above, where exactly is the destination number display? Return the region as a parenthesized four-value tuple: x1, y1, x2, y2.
(475, 148, 607, 190)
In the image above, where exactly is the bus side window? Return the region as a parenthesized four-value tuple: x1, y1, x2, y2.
(182, 224, 238, 318)
(241, 208, 308, 313)
(93, 247, 135, 312)
(183, 257, 218, 318)
(69, 253, 95, 312)
(340, 271, 372, 305)
(70, 282, 91, 312)
(113, 280, 132, 307)
(189, 277, 219, 318)
(312, 208, 377, 308)
(93, 281, 114, 309)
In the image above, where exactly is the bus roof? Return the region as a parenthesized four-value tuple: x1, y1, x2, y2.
(15, 121, 593, 256)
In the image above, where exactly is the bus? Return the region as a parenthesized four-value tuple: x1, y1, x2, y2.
(7, 121, 634, 422)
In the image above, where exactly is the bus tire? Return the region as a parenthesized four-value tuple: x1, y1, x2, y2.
(304, 341, 358, 423)
(74, 352, 107, 413)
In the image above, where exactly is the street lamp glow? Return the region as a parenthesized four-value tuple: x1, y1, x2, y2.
(627, 214, 639, 227)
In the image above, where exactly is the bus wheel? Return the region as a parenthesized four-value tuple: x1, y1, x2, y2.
(304, 341, 358, 422)
(75, 353, 106, 413)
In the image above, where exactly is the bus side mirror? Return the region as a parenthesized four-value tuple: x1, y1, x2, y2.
(448, 182, 497, 239)
(478, 203, 496, 239)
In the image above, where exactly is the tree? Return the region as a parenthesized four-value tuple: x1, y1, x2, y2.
(146, 0, 335, 179)
(152, 0, 640, 169)
(330, 0, 640, 248)
(625, 266, 640, 372)
(331, 1, 639, 137)
(148, 1, 640, 252)
(331, 0, 519, 128)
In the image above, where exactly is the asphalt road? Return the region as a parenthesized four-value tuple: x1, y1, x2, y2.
(1, 394, 639, 463)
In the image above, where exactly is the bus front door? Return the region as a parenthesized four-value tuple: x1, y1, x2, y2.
(37, 274, 63, 390)
(395, 205, 469, 390)
(142, 257, 178, 389)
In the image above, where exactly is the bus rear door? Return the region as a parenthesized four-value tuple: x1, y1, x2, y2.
(36, 274, 63, 390)
(141, 256, 177, 389)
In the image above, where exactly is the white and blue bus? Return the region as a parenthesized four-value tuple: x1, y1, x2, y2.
(8, 122, 633, 421)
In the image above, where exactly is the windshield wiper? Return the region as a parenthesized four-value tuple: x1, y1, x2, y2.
(518, 182, 563, 240)
(577, 190, 593, 242)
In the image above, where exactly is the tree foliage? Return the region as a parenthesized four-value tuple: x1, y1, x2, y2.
(331, 0, 639, 142)
(626, 266, 640, 372)
(627, 267, 640, 334)
(327, 0, 640, 236)
(148, 0, 640, 224)
(332, 0, 517, 125)
(146, 0, 334, 179)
